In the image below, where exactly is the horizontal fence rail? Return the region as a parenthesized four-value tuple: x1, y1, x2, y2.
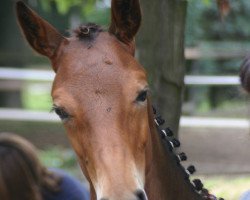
(184, 75, 240, 85)
(0, 108, 248, 129)
(185, 47, 250, 60)
(0, 67, 241, 85)
(0, 67, 245, 127)
(0, 108, 58, 122)
(0, 67, 54, 82)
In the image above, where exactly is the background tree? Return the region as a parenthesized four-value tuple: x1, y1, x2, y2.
(137, 0, 187, 135)
(0, 0, 28, 107)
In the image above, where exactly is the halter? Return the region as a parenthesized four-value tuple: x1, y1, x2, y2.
(153, 106, 224, 200)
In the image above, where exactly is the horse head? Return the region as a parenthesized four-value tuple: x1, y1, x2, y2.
(16, 1, 149, 200)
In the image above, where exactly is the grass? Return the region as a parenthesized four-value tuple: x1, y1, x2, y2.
(197, 175, 250, 200)
(38, 147, 84, 179)
(22, 82, 52, 111)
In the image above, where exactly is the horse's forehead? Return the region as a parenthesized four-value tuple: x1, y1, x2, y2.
(53, 32, 146, 98)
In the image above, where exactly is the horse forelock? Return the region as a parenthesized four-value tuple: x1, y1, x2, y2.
(72, 23, 104, 42)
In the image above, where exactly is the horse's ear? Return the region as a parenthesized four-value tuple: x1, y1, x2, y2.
(109, 0, 141, 51)
(16, 1, 65, 60)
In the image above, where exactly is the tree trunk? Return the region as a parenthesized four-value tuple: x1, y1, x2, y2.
(137, 0, 187, 136)
(0, 0, 27, 107)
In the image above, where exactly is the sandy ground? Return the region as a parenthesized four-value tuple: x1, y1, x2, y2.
(179, 126, 250, 175)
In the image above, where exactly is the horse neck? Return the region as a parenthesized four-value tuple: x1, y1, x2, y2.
(144, 104, 202, 200)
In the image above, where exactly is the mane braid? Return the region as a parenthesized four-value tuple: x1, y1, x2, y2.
(72, 23, 103, 41)
(152, 106, 224, 200)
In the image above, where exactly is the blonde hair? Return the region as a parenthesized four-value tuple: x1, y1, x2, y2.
(0, 133, 61, 200)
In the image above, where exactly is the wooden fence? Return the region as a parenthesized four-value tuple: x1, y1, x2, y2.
(0, 67, 247, 129)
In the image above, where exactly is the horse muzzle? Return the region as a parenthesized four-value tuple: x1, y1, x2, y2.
(99, 189, 148, 200)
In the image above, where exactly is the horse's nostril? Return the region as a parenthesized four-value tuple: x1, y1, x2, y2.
(135, 190, 147, 200)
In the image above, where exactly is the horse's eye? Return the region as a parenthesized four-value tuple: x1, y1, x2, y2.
(52, 106, 70, 121)
(136, 90, 147, 102)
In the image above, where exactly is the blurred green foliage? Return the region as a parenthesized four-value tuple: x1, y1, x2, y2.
(39, 147, 77, 169)
(38, 0, 110, 26)
(40, 0, 89, 14)
(186, 0, 250, 46)
(39, 147, 83, 177)
(197, 175, 250, 200)
(40, 0, 96, 15)
(22, 83, 52, 111)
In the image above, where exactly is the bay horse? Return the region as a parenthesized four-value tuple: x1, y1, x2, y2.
(16, 1, 222, 200)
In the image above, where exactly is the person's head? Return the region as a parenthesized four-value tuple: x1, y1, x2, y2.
(0, 133, 60, 200)
(240, 55, 250, 93)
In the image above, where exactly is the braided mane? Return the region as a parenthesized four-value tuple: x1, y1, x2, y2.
(152, 106, 224, 200)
